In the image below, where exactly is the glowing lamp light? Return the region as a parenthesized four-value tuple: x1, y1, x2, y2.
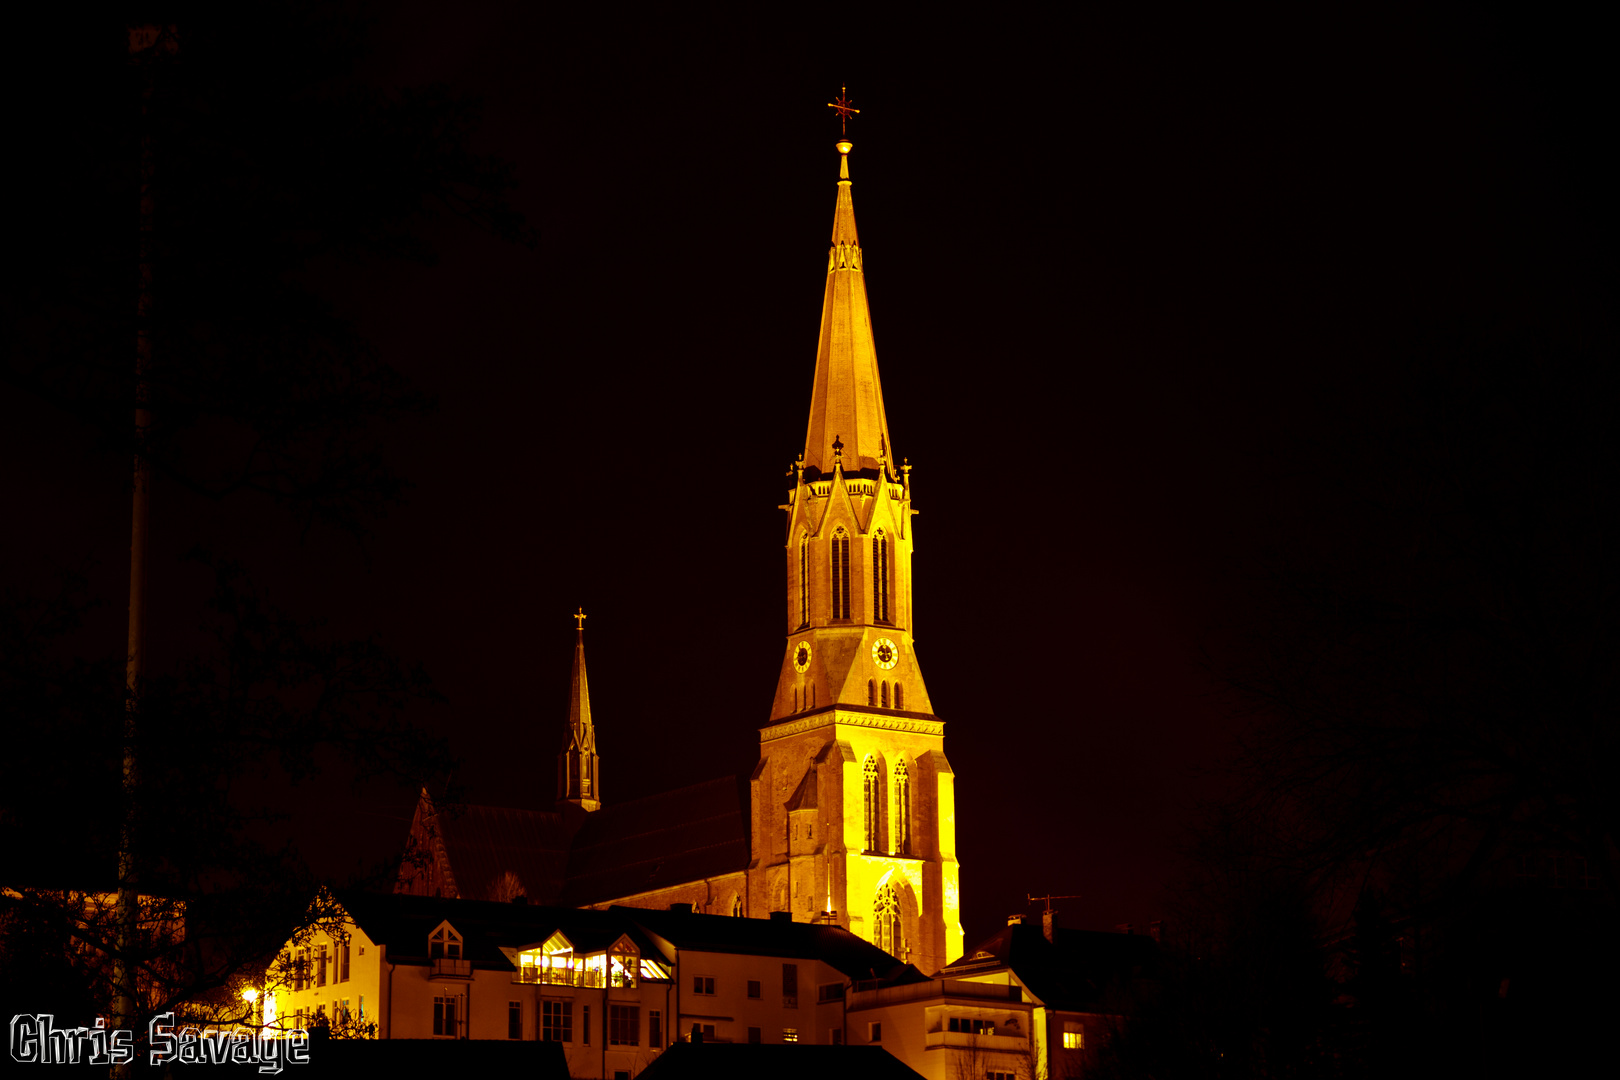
(836, 140, 853, 155)
(241, 988, 259, 1003)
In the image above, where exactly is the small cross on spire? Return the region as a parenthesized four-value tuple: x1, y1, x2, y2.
(827, 85, 859, 137)
(574, 607, 587, 632)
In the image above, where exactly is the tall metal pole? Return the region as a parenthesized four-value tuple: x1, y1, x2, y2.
(114, 25, 173, 1075)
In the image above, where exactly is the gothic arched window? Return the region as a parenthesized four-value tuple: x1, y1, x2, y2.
(867, 679, 876, 707)
(798, 534, 810, 628)
(863, 756, 881, 852)
(893, 760, 912, 856)
(873, 531, 890, 624)
(874, 883, 902, 958)
(881, 681, 890, 708)
(893, 683, 904, 710)
(831, 529, 851, 619)
(732, 895, 743, 918)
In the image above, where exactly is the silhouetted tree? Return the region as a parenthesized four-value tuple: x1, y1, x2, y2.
(1209, 339, 1620, 1074)
(1, 3, 528, 1054)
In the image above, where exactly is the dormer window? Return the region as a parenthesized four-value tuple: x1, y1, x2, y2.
(518, 931, 578, 986)
(429, 923, 463, 960)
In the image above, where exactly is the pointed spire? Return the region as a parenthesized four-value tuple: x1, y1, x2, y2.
(568, 607, 591, 736)
(802, 134, 895, 479)
(558, 607, 600, 811)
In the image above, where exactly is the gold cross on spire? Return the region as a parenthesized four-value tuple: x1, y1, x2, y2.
(574, 607, 587, 631)
(827, 85, 859, 137)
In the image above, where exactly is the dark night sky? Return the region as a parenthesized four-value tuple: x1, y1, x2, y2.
(5, 7, 1611, 952)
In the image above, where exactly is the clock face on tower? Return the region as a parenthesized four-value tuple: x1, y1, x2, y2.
(872, 637, 899, 670)
(793, 641, 813, 673)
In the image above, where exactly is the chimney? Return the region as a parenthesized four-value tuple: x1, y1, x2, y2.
(1041, 910, 1055, 943)
(1007, 914, 1024, 926)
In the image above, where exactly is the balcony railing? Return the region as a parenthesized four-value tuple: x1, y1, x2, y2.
(924, 1030, 1030, 1052)
(516, 967, 637, 990)
(430, 958, 472, 979)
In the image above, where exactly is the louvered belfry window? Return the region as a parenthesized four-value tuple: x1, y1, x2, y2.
(873, 531, 890, 623)
(831, 530, 851, 619)
(799, 535, 810, 628)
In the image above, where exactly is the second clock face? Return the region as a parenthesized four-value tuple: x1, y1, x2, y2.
(793, 641, 813, 673)
(872, 637, 899, 670)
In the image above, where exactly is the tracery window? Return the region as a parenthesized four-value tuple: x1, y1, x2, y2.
(863, 756, 881, 852)
(873, 531, 890, 623)
(867, 679, 876, 707)
(831, 529, 851, 619)
(881, 681, 890, 708)
(893, 683, 904, 710)
(893, 760, 911, 856)
(874, 883, 902, 958)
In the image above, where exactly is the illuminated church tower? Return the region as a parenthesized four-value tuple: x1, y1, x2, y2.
(557, 609, 601, 813)
(747, 132, 964, 973)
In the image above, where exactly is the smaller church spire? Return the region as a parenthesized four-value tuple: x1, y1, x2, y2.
(558, 607, 601, 812)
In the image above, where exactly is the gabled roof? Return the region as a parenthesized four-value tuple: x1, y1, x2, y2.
(335, 892, 668, 968)
(942, 922, 1160, 1013)
(559, 775, 751, 907)
(619, 907, 918, 983)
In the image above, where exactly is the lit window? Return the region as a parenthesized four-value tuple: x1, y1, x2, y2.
(782, 1028, 799, 1043)
(1063, 1022, 1083, 1049)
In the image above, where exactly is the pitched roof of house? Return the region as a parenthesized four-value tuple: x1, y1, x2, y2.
(617, 907, 919, 983)
(336, 892, 667, 966)
(942, 922, 1160, 1013)
(558, 774, 752, 906)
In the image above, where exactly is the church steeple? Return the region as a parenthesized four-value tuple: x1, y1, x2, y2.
(557, 608, 600, 812)
(749, 117, 960, 972)
(802, 138, 896, 480)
